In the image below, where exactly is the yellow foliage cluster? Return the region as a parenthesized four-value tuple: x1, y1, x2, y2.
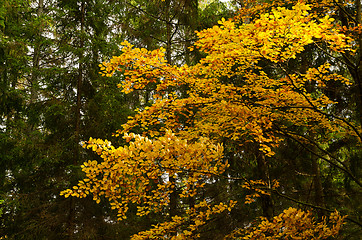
(242, 180, 280, 204)
(225, 207, 346, 240)
(61, 130, 226, 220)
(196, 3, 349, 65)
(132, 200, 236, 240)
(98, 2, 355, 156)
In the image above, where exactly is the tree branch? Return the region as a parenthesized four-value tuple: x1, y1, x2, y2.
(273, 189, 362, 228)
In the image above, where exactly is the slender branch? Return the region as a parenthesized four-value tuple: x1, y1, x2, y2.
(332, 0, 358, 25)
(124, 0, 189, 27)
(313, 42, 356, 70)
(279, 64, 362, 142)
(274, 124, 362, 187)
(274, 125, 352, 173)
(273, 189, 362, 228)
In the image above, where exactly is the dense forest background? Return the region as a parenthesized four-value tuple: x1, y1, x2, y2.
(0, 0, 361, 239)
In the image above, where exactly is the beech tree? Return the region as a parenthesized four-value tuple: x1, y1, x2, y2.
(62, 0, 361, 239)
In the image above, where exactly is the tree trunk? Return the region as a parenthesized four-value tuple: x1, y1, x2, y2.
(67, 1, 85, 239)
(356, 0, 362, 124)
(311, 155, 326, 215)
(75, 0, 85, 165)
(29, 0, 43, 130)
(256, 152, 274, 220)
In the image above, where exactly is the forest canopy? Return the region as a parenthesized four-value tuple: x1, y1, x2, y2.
(1, 0, 361, 239)
(61, 1, 361, 239)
